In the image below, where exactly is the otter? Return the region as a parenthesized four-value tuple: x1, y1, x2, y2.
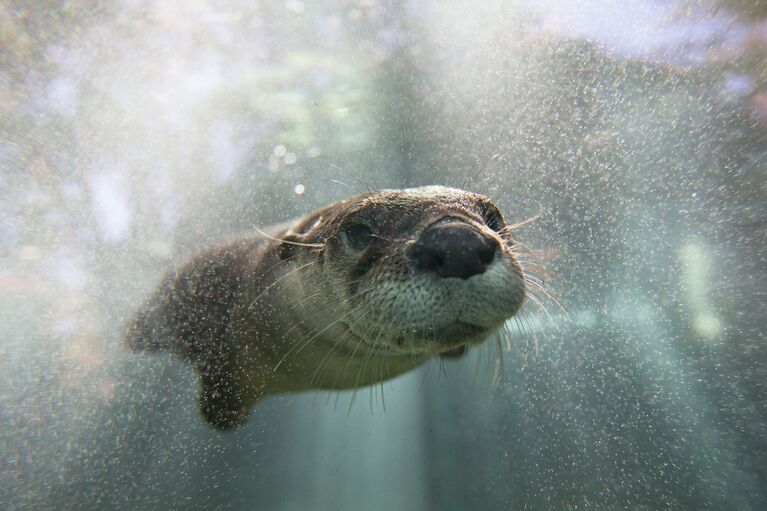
(126, 186, 527, 429)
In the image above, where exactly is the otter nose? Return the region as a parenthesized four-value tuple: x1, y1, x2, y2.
(409, 221, 497, 279)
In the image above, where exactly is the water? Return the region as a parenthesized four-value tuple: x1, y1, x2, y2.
(2, 1, 766, 509)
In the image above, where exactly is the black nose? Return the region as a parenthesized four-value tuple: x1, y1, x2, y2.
(409, 221, 498, 279)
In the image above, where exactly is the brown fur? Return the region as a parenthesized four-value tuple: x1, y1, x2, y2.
(126, 186, 526, 429)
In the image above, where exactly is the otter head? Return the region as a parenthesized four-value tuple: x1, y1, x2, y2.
(279, 186, 526, 356)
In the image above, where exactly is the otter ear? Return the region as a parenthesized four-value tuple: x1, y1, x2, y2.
(278, 213, 326, 261)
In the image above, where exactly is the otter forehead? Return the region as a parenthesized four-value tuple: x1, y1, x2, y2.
(362, 185, 487, 208)
(340, 186, 493, 230)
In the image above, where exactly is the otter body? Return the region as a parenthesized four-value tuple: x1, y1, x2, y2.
(127, 186, 526, 429)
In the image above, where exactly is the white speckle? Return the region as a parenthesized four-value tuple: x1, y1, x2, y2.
(19, 245, 42, 262)
(60, 181, 84, 201)
(693, 314, 723, 339)
(268, 154, 280, 172)
(680, 240, 725, 342)
(274, 144, 287, 157)
(89, 171, 133, 244)
(574, 309, 598, 328)
(56, 257, 88, 289)
(285, 0, 305, 14)
(47, 77, 79, 118)
(306, 146, 322, 158)
(294, 184, 306, 195)
(144, 240, 174, 259)
(284, 152, 297, 165)
(721, 73, 754, 101)
(208, 121, 239, 184)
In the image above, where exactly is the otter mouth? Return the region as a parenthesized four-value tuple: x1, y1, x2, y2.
(385, 321, 493, 355)
(342, 319, 494, 356)
(427, 321, 489, 341)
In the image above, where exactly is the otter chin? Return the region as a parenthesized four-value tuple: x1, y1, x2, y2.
(126, 186, 526, 429)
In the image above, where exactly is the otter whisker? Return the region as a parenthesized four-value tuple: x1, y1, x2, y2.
(514, 320, 534, 368)
(524, 278, 569, 319)
(518, 268, 556, 286)
(487, 336, 497, 381)
(332, 329, 368, 411)
(521, 273, 547, 289)
(260, 256, 338, 307)
(349, 327, 384, 415)
(518, 306, 542, 355)
(371, 337, 389, 413)
(510, 240, 547, 253)
(309, 293, 385, 387)
(515, 259, 555, 274)
(493, 335, 505, 387)
(310, 329, 354, 388)
(311, 328, 360, 408)
(500, 322, 512, 351)
(332, 297, 389, 399)
(249, 249, 333, 311)
(285, 289, 323, 308)
(502, 320, 533, 367)
(514, 252, 548, 262)
(524, 289, 554, 327)
(472, 338, 485, 386)
(510, 317, 530, 362)
(369, 326, 387, 412)
(252, 226, 325, 249)
(247, 259, 319, 311)
(507, 210, 543, 230)
(329, 178, 354, 189)
(516, 261, 552, 276)
(328, 163, 379, 194)
(273, 301, 370, 372)
(438, 356, 449, 382)
(278, 285, 378, 342)
(462, 151, 501, 190)
(379, 345, 393, 411)
(264, 245, 322, 270)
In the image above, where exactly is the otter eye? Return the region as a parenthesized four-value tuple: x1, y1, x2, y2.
(483, 207, 504, 232)
(345, 224, 373, 250)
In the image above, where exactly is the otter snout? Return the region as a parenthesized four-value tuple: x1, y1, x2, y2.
(409, 220, 498, 279)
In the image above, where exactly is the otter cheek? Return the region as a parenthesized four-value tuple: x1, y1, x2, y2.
(460, 263, 522, 326)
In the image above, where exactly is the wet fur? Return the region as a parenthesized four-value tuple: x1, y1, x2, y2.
(126, 186, 530, 429)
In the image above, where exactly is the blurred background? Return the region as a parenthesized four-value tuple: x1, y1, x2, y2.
(1, 0, 766, 509)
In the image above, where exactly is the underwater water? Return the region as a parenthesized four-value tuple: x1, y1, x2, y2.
(2, 0, 766, 509)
